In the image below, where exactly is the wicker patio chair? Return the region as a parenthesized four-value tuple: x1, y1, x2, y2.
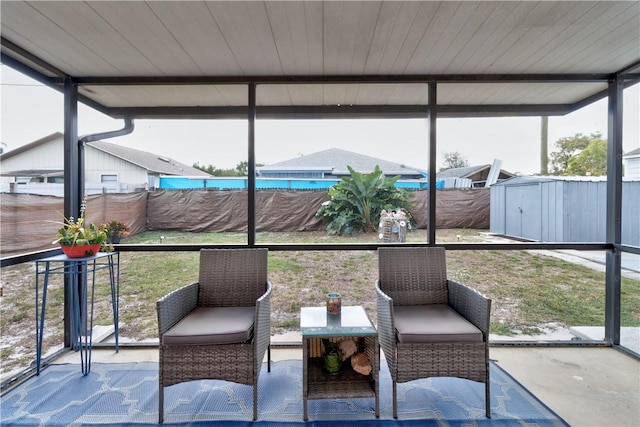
(375, 247, 491, 418)
(157, 248, 271, 423)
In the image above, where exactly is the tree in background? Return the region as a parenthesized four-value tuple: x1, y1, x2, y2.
(440, 151, 469, 172)
(193, 161, 263, 176)
(549, 132, 607, 176)
(235, 161, 249, 176)
(566, 139, 608, 176)
(315, 165, 414, 235)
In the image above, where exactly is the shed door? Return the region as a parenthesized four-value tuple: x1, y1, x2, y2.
(505, 184, 541, 241)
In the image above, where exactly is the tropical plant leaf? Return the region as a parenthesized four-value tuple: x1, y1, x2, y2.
(315, 164, 414, 235)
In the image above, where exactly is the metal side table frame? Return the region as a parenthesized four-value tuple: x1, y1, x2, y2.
(35, 251, 119, 375)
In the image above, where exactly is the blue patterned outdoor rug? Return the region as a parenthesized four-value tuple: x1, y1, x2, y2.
(1, 359, 567, 426)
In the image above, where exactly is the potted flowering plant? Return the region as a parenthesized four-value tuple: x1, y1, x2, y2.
(105, 220, 130, 244)
(52, 200, 108, 257)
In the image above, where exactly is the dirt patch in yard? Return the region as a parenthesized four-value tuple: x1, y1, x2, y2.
(3, 229, 620, 381)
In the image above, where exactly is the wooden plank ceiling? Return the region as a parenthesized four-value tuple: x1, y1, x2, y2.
(1, 1, 639, 117)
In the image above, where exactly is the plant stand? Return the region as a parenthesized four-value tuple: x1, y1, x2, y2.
(35, 252, 120, 375)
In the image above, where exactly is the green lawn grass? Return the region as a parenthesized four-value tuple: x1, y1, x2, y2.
(1, 229, 638, 378)
(118, 230, 639, 336)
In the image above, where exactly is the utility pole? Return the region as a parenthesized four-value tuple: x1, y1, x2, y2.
(541, 116, 549, 175)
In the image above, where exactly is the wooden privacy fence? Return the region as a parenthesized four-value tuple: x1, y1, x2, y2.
(1, 189, 489, 257)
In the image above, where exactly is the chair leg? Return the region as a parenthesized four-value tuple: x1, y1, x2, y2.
(253, 383, 258, 421)
(267, 344, 271, 372)
(393, 380, 398, 419)
(485, 380, 491, 418)
(158, 385, 164, 423)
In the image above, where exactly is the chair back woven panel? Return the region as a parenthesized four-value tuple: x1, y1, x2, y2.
(198, 248, 268, 307)
(378, 247, 448, 306)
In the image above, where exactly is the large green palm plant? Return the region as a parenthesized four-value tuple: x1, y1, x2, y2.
(316, 165, 414, 235)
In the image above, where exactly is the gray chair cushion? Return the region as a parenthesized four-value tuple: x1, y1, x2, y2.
(394, 304, 483, 343)
(163, 306, 255, 345)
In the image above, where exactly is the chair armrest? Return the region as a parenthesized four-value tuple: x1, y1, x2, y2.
(254, 281, 272, 372)
(376, 279, 397, 374)
(448, 279, 491, 337)
(157, 282, 199, 336)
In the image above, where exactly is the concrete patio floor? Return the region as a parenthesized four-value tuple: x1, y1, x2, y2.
(53, 342, 639, 427)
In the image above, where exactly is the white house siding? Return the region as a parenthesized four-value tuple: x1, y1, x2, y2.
(1, 138, 63, 173)
(624, 155, 640, 178)
(84, 147, 147, 192)
(1, 134, 153, 194)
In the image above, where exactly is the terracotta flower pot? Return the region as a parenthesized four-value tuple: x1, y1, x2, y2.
(60, 243, 102, 258)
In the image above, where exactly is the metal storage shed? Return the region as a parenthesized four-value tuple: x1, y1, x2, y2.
(491, 176, 640, 246)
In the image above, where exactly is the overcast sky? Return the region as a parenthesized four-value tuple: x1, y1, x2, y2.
(2, 65, 638, 175)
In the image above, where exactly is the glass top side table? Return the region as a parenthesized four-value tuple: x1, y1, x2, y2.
(301, 305, 378, 336)
(300, 305, 379, 421)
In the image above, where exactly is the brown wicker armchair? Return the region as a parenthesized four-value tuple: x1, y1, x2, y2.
(156, 248, 271, 423)
(375, 247, 491, 418)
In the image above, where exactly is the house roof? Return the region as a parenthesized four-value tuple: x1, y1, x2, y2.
(493, 175, 614, 186)
(259, 148, 425, 177)
(1, 1, 638, 119)
(0, 132, 209, 177)
(0, 169, 63, 178)
(624, 147, 640, 157)
(437, 165, 515, 179)
(87, 140, 209, 177)
(437, 164, 494, 179)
